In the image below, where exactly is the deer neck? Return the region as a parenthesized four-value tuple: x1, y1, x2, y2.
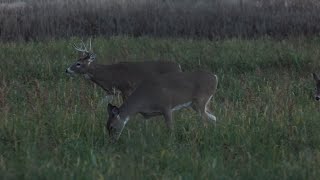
(118, 100, 140, 124)
(84, 63, 97, 80)
(85, 64, 115, 92)
(88, 64, 115, 79)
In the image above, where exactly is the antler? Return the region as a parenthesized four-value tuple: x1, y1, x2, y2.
(89, 38, 92, 51)
(73, 39, 95, 58)
(73, 40, 89, 53)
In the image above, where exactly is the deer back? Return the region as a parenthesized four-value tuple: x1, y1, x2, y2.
(87, 61, 181, 95)
(122, 71, 218, 113)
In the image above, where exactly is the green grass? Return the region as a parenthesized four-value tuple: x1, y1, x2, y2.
(1, 36, 320, 179)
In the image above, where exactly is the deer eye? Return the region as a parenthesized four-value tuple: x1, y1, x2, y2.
(76, 63, 81, 67)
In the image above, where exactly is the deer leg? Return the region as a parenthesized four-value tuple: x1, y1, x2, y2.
(192, 97, 216, 127)
(191, 100, 208, 127)
(162, 109, 173, 130)
(204, 107, 216, 122)
(204, 95, 216, 122)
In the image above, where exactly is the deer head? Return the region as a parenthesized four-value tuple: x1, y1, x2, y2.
(106, 103, 128, 142)
(65, 39, 96, 76)
(313, 73, 320, 101)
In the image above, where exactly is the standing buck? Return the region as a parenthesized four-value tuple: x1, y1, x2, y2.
(313, 73, 320, 101)
(65, 41, 181, 102)
(107, 71, 218, 141)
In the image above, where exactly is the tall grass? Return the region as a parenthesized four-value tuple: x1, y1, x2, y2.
(0, 36, 320, 179)
(1, 0, 320, 41)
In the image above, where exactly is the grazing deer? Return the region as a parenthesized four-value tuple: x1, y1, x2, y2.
(106, 71, 218, 141)
(313, 73, 320, 101)
(65, 40, 182, 102)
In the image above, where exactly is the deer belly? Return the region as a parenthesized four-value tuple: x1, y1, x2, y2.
(171, 102, 192, 112)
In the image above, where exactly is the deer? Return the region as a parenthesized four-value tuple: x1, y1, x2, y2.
(65, 40, 182, 103)
(106, 71, 218, 142)
(313, 73, 320, 101)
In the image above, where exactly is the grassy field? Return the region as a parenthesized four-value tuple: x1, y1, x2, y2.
(1, 36, 320, 179)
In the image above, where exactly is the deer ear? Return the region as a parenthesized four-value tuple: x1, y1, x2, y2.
(112, 107, 120, 115)
(108, 103, 119, 115)
(107, 103, 114, 113)
(79, 51, 87, 57)
(89, 53, 96, 62)
(313, 73, 319, 81)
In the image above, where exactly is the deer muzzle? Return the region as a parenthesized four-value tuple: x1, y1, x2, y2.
(65, 67, 75, 75)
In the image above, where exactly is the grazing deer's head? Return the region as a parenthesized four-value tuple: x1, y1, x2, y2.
(313, 73, 320, 101)
(107, 103, 128, 141)
(65, 40, 96, 76)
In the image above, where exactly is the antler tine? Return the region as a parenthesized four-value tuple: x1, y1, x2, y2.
(73, 44, 85, 52)
(89, 38, 92, 51)
(73, 43, 80, 50)
(81, 40, 88, 52)
(73, 43, 81, 51)
(73, 40, 90, 53)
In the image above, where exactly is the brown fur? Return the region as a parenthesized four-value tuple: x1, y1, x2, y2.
(107, 71, 218, 141)
(66, 52, 181, 100)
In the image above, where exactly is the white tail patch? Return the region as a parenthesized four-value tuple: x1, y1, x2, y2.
(172, 102, 192, 111)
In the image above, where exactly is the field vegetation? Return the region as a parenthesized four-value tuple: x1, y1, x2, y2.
(1, 37, 320, 179)
(1, 0, 320, 179)
(1, 0, 320, 41)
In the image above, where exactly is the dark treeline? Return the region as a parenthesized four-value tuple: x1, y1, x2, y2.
(1, 0, 320, 41)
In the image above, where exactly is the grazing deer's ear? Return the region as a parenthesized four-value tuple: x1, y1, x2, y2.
(107, 103, 114, 113)
(108, 103, 119, 115)
(112, 107, 120, 115)
(313, 73, 319, 81)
